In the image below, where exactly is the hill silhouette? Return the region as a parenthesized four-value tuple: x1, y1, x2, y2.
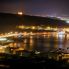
(0, 13, 68, 33)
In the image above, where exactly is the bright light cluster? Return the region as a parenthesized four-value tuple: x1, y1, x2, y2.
(18, 12, 23, 15)
(66, 20, 69, 23)
(0, 37, 7, 41)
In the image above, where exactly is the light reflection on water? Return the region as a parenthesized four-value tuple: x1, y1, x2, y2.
(7, 34, 68, 55)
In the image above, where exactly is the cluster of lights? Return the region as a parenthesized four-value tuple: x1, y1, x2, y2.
(17, 25, 58, 31)
(0, 37, 7, 41)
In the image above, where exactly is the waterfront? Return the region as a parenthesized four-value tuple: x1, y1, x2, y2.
(1, 31, 68, 55)
(0, 32, 69, 68)
(0, 31, 69, 60)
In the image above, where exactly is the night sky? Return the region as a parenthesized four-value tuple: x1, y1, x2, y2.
(0, 0, 69, 17)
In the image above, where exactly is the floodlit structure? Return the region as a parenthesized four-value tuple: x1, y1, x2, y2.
(58, 31, 65, 39)
(18, 11, 23, 15)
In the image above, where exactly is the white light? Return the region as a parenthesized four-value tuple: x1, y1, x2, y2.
(18, 12, 23, 15)
(0, 38, 7, 41)
(35, 51, 40, 54)
(58, 31, 65, 39)
(66, 20, 69, 23)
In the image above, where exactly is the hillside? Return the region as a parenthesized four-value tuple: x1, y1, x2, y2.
(0, 13, 68, 33)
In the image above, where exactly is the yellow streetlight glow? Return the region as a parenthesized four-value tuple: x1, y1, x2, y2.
(32, 26, 35, 29)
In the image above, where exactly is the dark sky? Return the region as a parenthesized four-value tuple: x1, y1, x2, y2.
(0, 0, 69, 17)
